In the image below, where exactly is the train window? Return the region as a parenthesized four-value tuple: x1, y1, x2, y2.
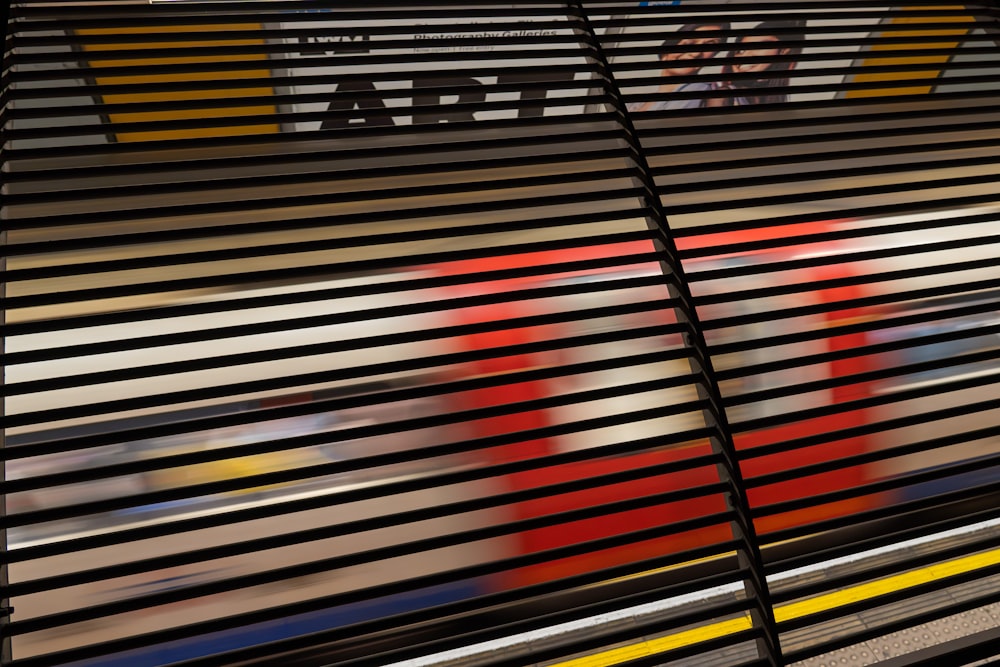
(872, 293, 1000, 391)
(532, 268, 701, 454)
(691, 255, 835, 429)
(867, 292, 1000, 492)
(535, 255, 839, 455)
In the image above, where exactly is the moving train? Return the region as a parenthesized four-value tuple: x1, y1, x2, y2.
(5, 214, 999, 666)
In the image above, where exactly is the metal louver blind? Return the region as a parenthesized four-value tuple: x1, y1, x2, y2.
(1, 2, 999, 667)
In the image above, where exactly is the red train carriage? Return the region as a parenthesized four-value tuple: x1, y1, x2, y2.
(431, 221, 877, 587)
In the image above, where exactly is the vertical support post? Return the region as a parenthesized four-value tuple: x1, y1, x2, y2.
(566, 3, 782, 665)
(0, 0, 12, 662)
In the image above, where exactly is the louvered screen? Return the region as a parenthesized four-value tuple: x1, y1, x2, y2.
(1, 2, 998, 667)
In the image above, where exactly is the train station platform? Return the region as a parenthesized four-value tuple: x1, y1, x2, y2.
(391, 520, 1000, 667)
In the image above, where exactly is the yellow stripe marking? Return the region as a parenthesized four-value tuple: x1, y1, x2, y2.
(550, 547, 1000, 667)
(551, 617, 754, 667)
(846, 7, 972, 98)
(79, 24, 280, 141)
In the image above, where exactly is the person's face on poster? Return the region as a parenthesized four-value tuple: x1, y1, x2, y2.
(659, 25, 725, 77)
(731, 34, 787, 75)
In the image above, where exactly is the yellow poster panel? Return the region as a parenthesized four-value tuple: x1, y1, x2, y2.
(846, 6, 972, 98)
(79, 24, 280, 142)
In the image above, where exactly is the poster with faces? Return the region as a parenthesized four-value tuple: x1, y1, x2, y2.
(604, 9, 898, 110)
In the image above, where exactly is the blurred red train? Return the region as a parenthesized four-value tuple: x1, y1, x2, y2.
(435, 219, 876, 589)
(6, 216, 999, 666)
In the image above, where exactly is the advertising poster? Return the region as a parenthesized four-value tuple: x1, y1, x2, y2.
(604, 4, 981, 113)
(264, 4, 990, 132)
(271, 8, 598, 132)
(18, 5, 993, 148)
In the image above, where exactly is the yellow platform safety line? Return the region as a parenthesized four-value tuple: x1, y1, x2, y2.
(550, 617, 755, 667)
(550, 546, 1000, 667)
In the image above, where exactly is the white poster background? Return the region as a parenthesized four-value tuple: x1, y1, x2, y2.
(271, 9, 601, 131)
